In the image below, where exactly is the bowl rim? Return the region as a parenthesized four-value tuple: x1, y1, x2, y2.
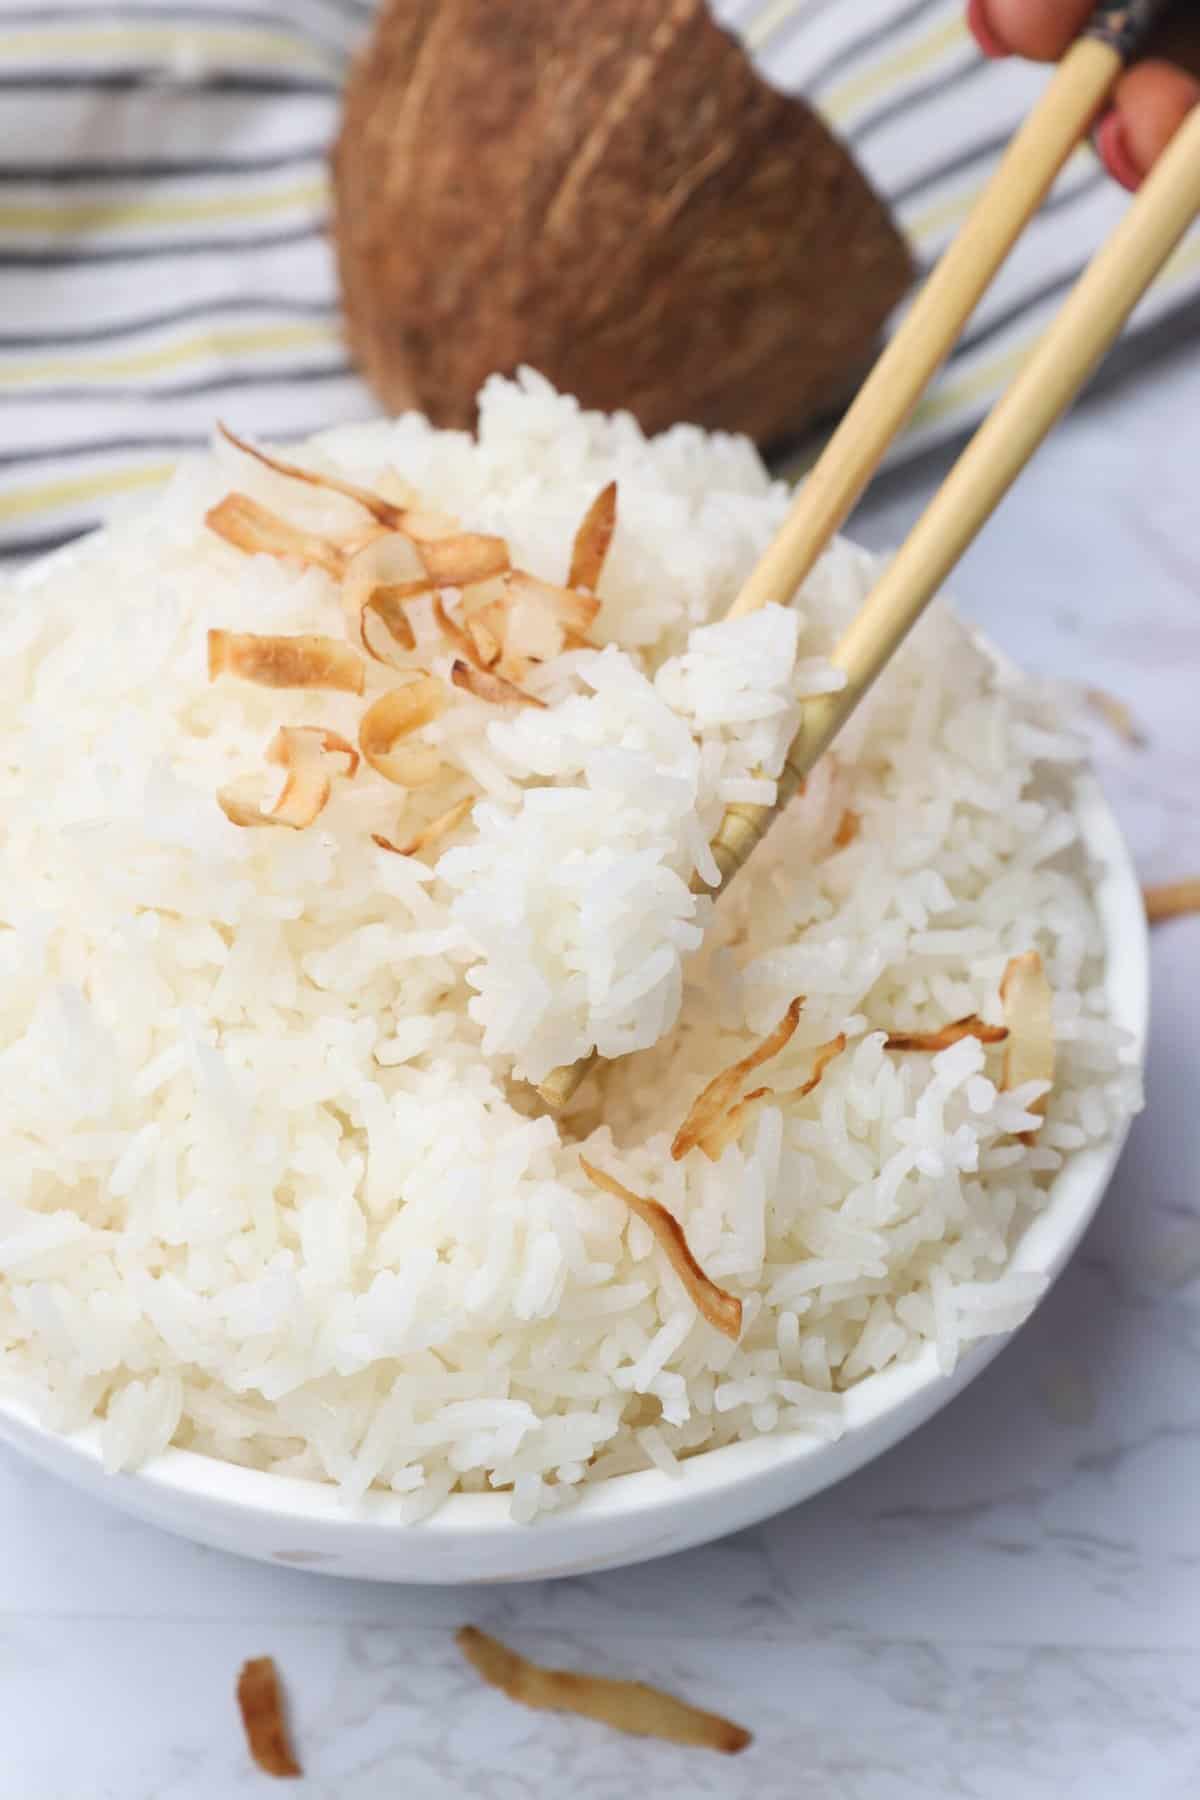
(0, 539, 1151, 1542)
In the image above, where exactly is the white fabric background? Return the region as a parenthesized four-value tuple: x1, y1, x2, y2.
(1, 0, 1196, 558)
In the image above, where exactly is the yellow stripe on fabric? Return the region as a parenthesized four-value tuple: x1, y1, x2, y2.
(1159, 227, 1200, 288)
(904, 147, 1095, 250)
(908, 232, 1200, 431)
(0, 25, 335, 74)
(0, 177, 328, 238)
(904, 184, 982, 249)
(823, 16, 967, 126)
(0, 461, 176, 526)
(908, 340, 1029, 428)
(742, 0, 803, 53)
(1, 321, 339, 388)
(778, 230, 1200, 481)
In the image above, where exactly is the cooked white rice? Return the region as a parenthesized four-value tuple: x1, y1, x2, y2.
(0, 371, 1141, 1516)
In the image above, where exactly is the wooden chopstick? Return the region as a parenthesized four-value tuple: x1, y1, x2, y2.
(708, 100, 1200, 877)
(535, 97, 1200, 1112)
(726, 0, 1171, 623)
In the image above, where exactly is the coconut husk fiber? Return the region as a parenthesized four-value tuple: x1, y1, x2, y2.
(332, 0, 913, 446)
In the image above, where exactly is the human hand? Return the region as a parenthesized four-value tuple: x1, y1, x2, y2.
(967, 0, 1200, 188)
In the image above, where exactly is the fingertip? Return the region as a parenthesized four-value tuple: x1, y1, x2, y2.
(1094, 110, 1141, 193)
(1114, 61, 1200, 183)
(967, 0, 1009, 59)
(979, 0, 1093, 63)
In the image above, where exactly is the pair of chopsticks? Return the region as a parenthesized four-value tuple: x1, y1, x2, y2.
(537, 1, 1199, 1110)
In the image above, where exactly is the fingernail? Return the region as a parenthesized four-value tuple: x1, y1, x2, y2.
(1095, 112, 1142, 193)
(966, 0, 1008, 58)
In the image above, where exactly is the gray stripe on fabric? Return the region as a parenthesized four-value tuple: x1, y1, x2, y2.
(0, 148, 330, 182)
(0, 73, 336, 95)
(842, 290, 1200, 489)
(905, 166, 1107, 283)
(0, 526, 94, 563)
(889, 131, 1011, 208)
(887, 129, 1104, 220)
(950, 257, 1104, 362)
(779, 0, 947, 99)
(848, 51, 984, 146)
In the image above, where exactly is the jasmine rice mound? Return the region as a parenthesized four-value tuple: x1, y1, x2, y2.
(0, 372, 1141, 1520)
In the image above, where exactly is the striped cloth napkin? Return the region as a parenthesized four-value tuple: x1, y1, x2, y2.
(2, 0, 1197, 560)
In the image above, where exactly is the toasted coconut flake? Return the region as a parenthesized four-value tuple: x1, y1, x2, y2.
(788, 1032, 848, 1099)
(373, 795, 474, 858)
(506, 569, 601, 637)
(492, 572, 601, 680)
(501, 594, 563, 675)
(696, 1084, 771, 1163)
(466, 612, 503, 668)
(456, 1626, 749, 1755)
(398, 505, 463, 543)
(461, 573, 510, 608)
(339, 522, 394, 558)
(363, 586, 427, 662)
(218, 725, 357, 831)
(433, 592, 478, 665)
(1144, 879, 1200, 923)
(345, 532, 426, 590)
(219, 421, 406, 530)
(580, 1158, 742, 1340)
(359, 677, 445, 786)
(568, 480, 618, 592)
(375, 467, 420, 509)
(451, 658, 545, 709)
(1000, 950, 1055, 1142)
(418, 532, 510, 587)
(464, 593, 514, 668)
(268, 723, 358, 782)
(342, 533, 430, 658)
(205, 493, 346, 578)
(833, 808, 861, 848)
(257, 727, 339, 828)
(378, 744, 443, 787)
(884, 1015, 1008, 1053)
(699, 1033, 848, 1160)
(1085, 686, 1146, 748)
(671, 997, 804, 1161)
(217, 780, 310, 831)
(207, 629, 364, 695)
(236, 1656, 301, 1779)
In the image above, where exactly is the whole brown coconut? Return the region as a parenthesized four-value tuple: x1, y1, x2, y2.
(332, 0, 912, 445)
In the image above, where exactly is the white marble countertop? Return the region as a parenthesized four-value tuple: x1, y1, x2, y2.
(5, 335, 1200, 1800)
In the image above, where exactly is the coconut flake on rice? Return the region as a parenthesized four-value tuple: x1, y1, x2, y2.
(0, 370, 1141, 1513)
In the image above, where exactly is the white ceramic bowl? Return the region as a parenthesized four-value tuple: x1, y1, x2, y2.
(0, 547, 1149, 1583)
